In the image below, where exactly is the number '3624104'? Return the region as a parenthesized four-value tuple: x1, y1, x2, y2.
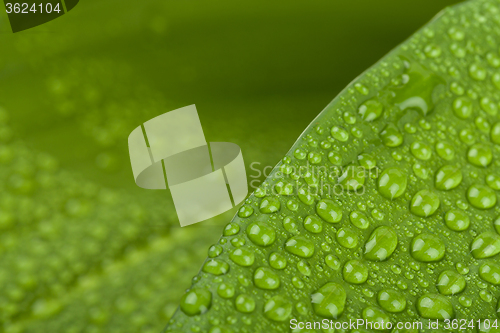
(3, 0, 79, 33)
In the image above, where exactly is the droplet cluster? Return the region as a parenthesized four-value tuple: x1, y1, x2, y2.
(0, 106, 199, 333)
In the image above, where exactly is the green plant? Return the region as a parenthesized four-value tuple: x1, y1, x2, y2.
(165, 0, 500, 332)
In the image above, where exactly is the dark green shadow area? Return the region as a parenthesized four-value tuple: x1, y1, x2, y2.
(64, 0, 78, 11)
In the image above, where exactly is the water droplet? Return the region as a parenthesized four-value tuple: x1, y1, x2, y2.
(450, 43, 466, 58)
(295, 301, 308, 316)
(304, 171, 320, 188)
(444, 210, 470, 231)
(297, 260, 311, 276)
(416, 294, 454, 319)
(338, 165, 365, 191)
(307, 151, 322, 165)
(358, 98, 384, 122)
(274, 180, 294, 196)
(358, 153, 377, 169)
(467, 184, 497, 209)
(208, 245, 223, 258)
(303, 215, 323, 234)
(392, 61, 443, 116)
(292, 276, 304, 289)
(223, 223, 240, 236)
(283, 216, 299, 234)
(343, 259, 368, 284)
(328, 151, 342, 165)
(480, 97, 498, 116)
(298, 188, 315, 205)
(456, 263, 469, 275)
(460, 128, 476, 145)
(436, 141, 455, 160)
(238, 205, 254, 218)
(307, 138, 318, 147)
(362, 306, 391, 327)
(377, 289, 406, 313)
(352, 127, 363, 138)
(355, 82, 369, 95)
(391, 264, 402, 274)
(371, 208, 384, 221)
(479, 262, 500, 285)
(491, 122, 500, 145)
(269, 252, 287, 270)
(229, 247, 255, 266)
(180, 288, 212, 316)
(424, 44, 441, 58)
(294, 149, 306, 160)
(410, 141, 432, 160)
(413, 162, 429, 179)
(380, 124, 404, 147)
(263, 295, 292, 321)
(286, 199, 299, 211)
(476, 116, 491, 133)
(336, 227, 358, 249)
(247, 222, 276, 246)
(487, 52, 500, 68)
(285, 236, 315, 258)
(325, 254, 341, 270)
(486, 174, 500, 190)
(320, 140, 332, 150)
(410, 190, 440, 217)
(281, 163, 293, 175)
(259, 196, 281, 214)
(459, 295, 472, 308)
(235, 294, 255, 313)
(331, 126, 349, 142)
(452, 97, 473, 119)
(364, 226, 398, 261)
(435, 165, 462, 190)
(467, 143, 493, 167)
(404, 122, 417, 133)
(217, 283, 235, 299)
(492, 72, 500, 90)
(231, 236, 245, 247)
(448, 27, 465, 40)
(471, 232, 500, 258)
(410, 233, 445, 262)
(316, 199, 342, 223)
(480, 290, 493, 303)
(203, 259, 229, 275)
(311, 282, 346, 319)
(254, 267, 280, 290)
(378, 167, 407, 199)
(469, 63, 487, 81)
(254, 187, 266, 198)
(350, 211, 370, 229)
(436, 270, 466, 295)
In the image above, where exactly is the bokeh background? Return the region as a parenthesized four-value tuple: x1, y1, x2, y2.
(0, 0, 460, 332)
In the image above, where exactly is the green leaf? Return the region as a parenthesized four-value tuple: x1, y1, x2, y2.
(166, 0, 500, 331)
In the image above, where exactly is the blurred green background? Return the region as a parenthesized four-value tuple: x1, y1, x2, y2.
(0, 0, 460, 332)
